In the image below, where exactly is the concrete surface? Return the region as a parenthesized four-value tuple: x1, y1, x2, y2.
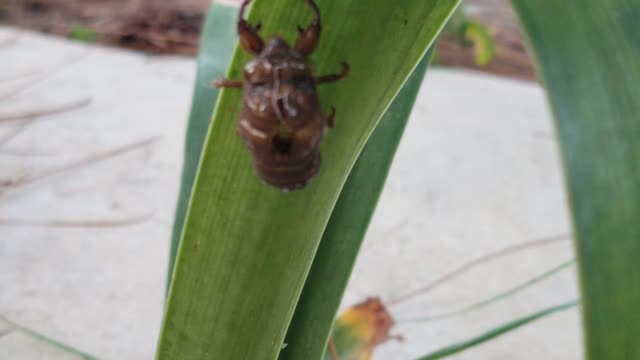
(0, 27, 580, 359)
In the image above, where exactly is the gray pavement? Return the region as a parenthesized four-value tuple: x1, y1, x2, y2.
(0, 27, 580, 359)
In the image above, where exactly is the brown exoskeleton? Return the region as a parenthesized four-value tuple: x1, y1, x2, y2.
(215, 0, 349, 191)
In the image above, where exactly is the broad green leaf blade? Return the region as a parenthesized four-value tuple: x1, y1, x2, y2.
(416, 300, 579, 360)
(280, 51, 433, 360)
(167, 4, 238, 286)
(158, 0, 459, 359)
(510, 1, 640, 358)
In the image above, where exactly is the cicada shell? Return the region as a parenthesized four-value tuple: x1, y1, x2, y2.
(215, 0, 349, 191)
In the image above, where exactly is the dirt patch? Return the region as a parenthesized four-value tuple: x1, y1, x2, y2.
(0, 0, 535, 80)
(1, 0, 206, 55)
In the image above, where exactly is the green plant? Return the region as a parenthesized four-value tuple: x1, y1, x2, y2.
(442, 7, 496, 66)
(158, 0, 640, 359)
(512, 0, 640, 358)
(68, 26, 99, 43)
(159, 0, 459, 358)
(416, 300, 579, 360)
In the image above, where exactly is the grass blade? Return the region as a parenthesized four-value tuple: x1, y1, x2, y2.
(416, 300, 579, 360)
(280, 49, 433, 360)
(510, 1, 640, 358)
(167, 4, 239, 285)
(158, 0, 460, 358)
(0, 315, 98, 360)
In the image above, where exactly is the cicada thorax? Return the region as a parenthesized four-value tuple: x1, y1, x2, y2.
(237, 38, 328, 191)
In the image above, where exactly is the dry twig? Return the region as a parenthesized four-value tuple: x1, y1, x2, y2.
(0, 212, 154, 228)
(0, 97, 92, 123)
(0, 70, 39, 83)
(0, 147, 56, 156)
(0, 326, 15, 338)
(0, 136, 162, 193)
(0, 51, 90, 102)
(0, 36, 19, 47)
(0, 120, 35, 147)
(387, 233, 572, 306)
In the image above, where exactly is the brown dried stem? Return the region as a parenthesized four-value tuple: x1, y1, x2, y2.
(0, 120, 35, 147)
(386, 233, 572, 306)
(0, 51, 90, 102)
(0, 36, 19, 47)
(0, 136, 162, 193)
(327, 336, 339, 360)
(0, 212, 154, 228)
(0, 147, 55, 156)
(0, 326, 15, 338)
(0, 70, 39, 83)
(0, 97, 92, 123)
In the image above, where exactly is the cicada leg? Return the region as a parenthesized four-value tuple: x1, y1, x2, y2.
(238, 0, 264, 55)
(316, 62, 350, 85)
(295, 0, 322, 56)
(213, 78, 243, 88)
(327, 106, 336, 128)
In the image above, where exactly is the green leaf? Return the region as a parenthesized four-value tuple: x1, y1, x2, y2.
(510, 1, 640, 358)
(416, 300, 579, 360)
(158, 0, 460, 359)
(441, 7, 495, 66)
(281, 48, 434, 360)
(462, 21, 495, 66)
(167, 3, 239, 288)
(68, 26, 99, 43)
(316, 298, 395, 360)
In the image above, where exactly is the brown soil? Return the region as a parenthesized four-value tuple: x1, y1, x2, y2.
(0, 0, 536, 80)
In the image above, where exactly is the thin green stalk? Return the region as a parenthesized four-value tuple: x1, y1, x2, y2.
(0, 315, 98, 360)
(416, 300, 579, 360)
